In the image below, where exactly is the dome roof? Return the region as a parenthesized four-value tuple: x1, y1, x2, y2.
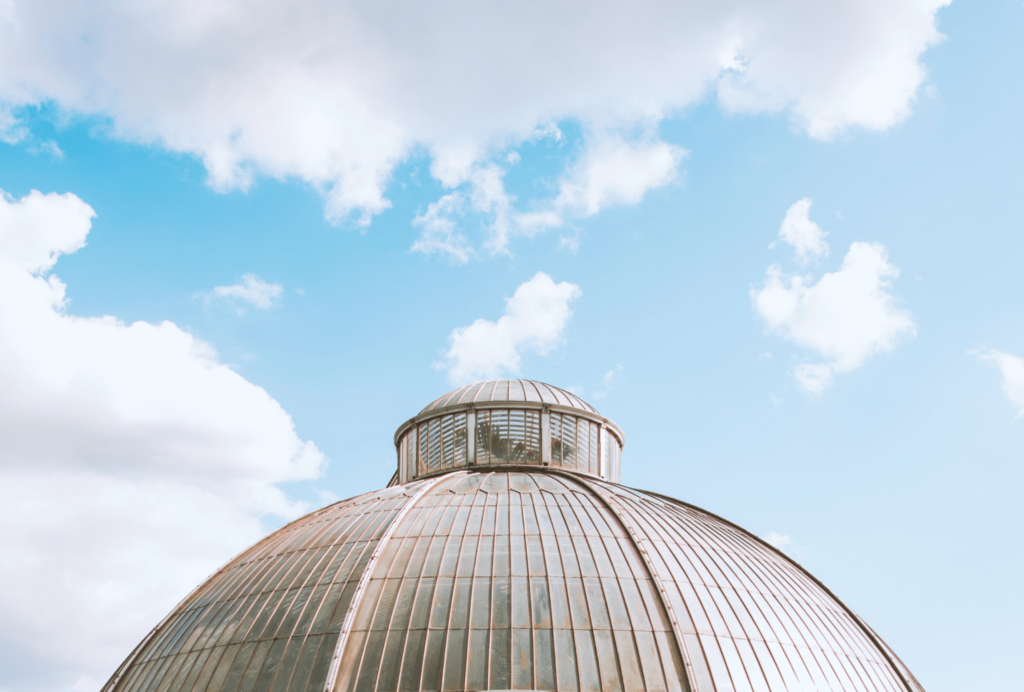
(103, 470, 924, 692)
(395, 380, 622, 486)
(420, 379, 598, 415)
(102, 384, 924, 692)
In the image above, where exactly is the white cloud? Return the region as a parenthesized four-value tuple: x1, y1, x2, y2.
(0, 190, 324, 692)
(29, 139, 64, 159)
(553, 133, 685, 219)
(438, 272, 581, 385)
(413, 133, 686, 260)
(0, 0, 947, 236)
(207, 273, 284, 310)
(411, 191, 474, 263)
(776, 197, 828, 261)
(973, 349, 1024, 418)
(0, 104, 26, 144)
(753, 241, 916, 393)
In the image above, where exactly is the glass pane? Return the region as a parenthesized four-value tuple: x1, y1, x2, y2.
(104, 485, 422, 692)
(328, 472, 686, 692)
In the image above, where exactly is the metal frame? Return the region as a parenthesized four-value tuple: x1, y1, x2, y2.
(102, 380, 925, 692)
(567, 473, 700, 692)
(641, 490, 922, 692)
(100, 492, 366, 692)
(394, 399, 624, 485)
(321, 475, 447, 692)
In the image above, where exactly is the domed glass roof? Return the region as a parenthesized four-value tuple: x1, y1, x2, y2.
(102, 383, 924, 692)
(394, 381, 622, 486)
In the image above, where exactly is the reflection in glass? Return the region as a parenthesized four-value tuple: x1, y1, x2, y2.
(475, 410, 541, 464)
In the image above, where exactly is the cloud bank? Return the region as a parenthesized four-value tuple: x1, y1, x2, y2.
(753, 200, 916, 392)
(0, 0, 947, 255)
(0, 190, 324, 692)
(439, 272, 581, 385)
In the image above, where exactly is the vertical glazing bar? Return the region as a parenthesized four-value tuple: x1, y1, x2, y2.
(467, 408, 476, 465)
(541, 407, 551, 466)
(398, 434, 407, 484)
(411, 428, 419, 479)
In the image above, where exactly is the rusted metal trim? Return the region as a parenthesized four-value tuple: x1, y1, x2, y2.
(551, 471, 701, 692)
(321, 474, 449, 692)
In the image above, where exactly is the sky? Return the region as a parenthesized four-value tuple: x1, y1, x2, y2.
(0, 1, 1022, 691)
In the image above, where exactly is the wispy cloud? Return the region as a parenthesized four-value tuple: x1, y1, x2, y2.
(973, 349, 1024, 418)
(204, 273, 284, 311)
(29, 140, 64, 159)
(412, 133, 685, 262)
(593, 364, 624, 399)
(761, 532, 811, 561)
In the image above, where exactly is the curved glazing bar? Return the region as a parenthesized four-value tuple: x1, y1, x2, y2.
(585, 478, 925, 692)
(331, 470, 687, 692)
(101, 482, 431, 692)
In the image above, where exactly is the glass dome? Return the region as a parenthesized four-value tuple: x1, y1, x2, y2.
(102, 382, 925, 692)
(393, 380, 624, 485)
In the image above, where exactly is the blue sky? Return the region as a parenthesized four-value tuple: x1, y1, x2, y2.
(0, 1, 1021, 691)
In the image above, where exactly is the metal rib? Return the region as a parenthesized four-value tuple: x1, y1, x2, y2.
(321, 474, 448, 692)
(554, 471, 701, 692)
(100, 495, 357, 692)
(640, 489, 921, 692)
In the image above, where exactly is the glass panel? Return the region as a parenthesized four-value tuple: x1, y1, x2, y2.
(104, 485, 422, 692)
(576, 421, 589, 474)
(441, 415, 455, 467)
(331, 471, 687, 692)
(561, 416, 577, 469)
(593, 477, 918, 692)
(476, 410, 504, 463)
(428, 419, 443, 472)
(452, 413, 468, 467)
